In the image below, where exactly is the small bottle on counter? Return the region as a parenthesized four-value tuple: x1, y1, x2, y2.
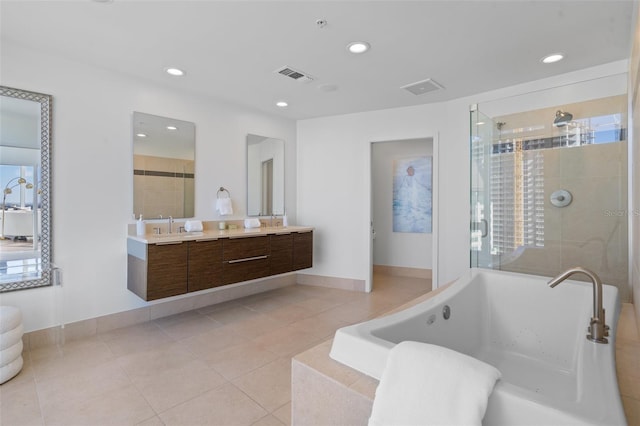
(136, 214, 145, 236)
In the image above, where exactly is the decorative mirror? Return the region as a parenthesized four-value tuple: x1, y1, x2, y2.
(246, 134, 284, 216)
(0, 86, 52, 291)
(132, 112, 195, 219)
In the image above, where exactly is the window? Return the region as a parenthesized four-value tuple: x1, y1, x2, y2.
(0, 165, 38, 210)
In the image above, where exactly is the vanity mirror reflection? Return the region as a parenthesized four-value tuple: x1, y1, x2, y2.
(246, 134, 284, 216)
(0, 86, 52, 291)
(132, 112, 195, 219)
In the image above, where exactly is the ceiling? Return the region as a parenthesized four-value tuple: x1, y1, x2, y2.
(0, 1, 634, 120)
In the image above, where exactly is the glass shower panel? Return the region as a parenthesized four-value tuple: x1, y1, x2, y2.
(470, 94, 629, 302)
(470, 107, 494, 269)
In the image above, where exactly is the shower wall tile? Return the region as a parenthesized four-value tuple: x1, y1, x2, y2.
(501, 141, 629, 301)
(557, 142, 627, 179)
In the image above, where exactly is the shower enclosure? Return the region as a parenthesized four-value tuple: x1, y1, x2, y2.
(470, 92, 629, 301)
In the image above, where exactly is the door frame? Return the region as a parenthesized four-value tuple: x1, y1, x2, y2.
(365, 134, 440, 292)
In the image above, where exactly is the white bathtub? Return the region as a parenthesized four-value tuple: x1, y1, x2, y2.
(330, 269, 626, 425)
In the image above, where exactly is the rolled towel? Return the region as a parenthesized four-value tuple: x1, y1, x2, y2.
(244, 218, 261, 229)
(369, 341, 501, 426)
(216, 198, 233, 216)
(184, 220, 203, 232)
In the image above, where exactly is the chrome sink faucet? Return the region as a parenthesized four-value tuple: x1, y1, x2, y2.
(168, 216, 173, 234)
(548, 267, 609, 344)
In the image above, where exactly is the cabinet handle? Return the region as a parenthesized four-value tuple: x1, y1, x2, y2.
(227, 255, 269, 264)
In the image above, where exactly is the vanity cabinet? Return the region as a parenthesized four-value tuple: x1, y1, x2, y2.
(128, 242, 189, 301)
(188, 239, 223, 292)
(222, 236, 270, 284)
(127, 229, 313, 301)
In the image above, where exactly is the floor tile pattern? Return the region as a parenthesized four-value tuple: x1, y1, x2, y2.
(0, 273, 429, 425)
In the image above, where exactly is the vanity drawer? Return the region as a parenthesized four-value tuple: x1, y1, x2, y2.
(222, 236, 270, 284)
(223, 236, 269, 261)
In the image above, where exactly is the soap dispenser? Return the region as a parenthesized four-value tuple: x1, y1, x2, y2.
(136, 214, 145, 236)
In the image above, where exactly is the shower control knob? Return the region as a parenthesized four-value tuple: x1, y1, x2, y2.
(550, 189, 572, 208)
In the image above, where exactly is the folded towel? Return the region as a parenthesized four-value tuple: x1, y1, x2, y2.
(216, 198, 233, 216)
(244, 218, 261, 229)
(369, 341, 501, 426)
(184, 220, 203, 232)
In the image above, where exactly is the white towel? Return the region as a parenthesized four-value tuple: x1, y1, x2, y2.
(184, 220, 203, 232)
(216, 198, 233, 216)
(369, 341, 501, 426)
(244, 218, 261, 229)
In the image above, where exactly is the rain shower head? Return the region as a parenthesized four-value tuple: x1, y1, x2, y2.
(553, 110, 573, 127)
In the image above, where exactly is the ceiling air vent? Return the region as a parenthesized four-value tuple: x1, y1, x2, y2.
(274, 66, 314, 83)
(401, 78, 444, 96)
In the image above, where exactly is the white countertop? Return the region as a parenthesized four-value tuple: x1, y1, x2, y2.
(128, 226, 314, 244)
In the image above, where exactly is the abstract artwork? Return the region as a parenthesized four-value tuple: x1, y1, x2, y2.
(393, 156, 432, 233)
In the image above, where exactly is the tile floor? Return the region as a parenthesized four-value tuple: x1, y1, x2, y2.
(0, 273, 431, 426)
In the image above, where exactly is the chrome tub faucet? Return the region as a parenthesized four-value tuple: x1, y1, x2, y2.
(548, 267, 609, 344)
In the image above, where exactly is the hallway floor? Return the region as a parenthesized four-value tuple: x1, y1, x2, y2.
(0, 274, 431, 426)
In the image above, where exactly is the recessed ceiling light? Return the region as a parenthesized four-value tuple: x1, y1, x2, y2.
(165, 67, 185, 76)
(347, 41, 370, 54)
(136, 133, 147, 138)
(276, 101, 288, 108)
(541, 53, 564, 64)
(166, 125, 178, 130)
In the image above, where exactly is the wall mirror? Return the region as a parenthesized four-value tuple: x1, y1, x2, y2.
(247, 134, 284, 216)
(0, 86, 52, 291)
(133, 112, 195, 219)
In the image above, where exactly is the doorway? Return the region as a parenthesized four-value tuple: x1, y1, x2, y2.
(369, 138, 437, 293)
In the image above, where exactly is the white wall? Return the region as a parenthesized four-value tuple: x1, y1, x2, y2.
(0, 42, 297, 332)
(372, 138, 433, 269)
(297, 60, 629, 292)
(297, 106, 447, 290)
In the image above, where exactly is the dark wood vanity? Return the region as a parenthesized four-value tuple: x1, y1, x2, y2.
(127, 228, 313, 301)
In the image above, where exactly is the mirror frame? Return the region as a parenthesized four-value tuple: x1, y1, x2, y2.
(0, 86, 53, 292)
